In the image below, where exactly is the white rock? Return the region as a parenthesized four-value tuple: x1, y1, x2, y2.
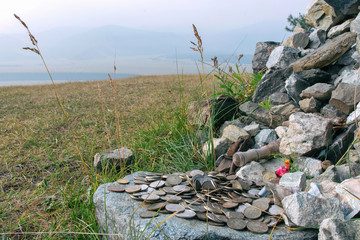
(236, 161, 265, 183)
(279, 171, 306, 191)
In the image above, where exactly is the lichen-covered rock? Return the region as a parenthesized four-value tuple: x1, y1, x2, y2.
(305, 0, 344, 31)
(282, 192, 344, 227)
(319, 218, 360, 240)
(252, 41, 280, 74)
(279, 112, 332, 156)
(291, 32, 356, 72)
(299, 97, 321, 113)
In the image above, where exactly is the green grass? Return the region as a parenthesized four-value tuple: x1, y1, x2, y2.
(0, 74, 216, 238)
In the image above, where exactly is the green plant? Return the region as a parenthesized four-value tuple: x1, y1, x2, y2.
(258, 97, 272, 111)
(285, 13, 313, 34)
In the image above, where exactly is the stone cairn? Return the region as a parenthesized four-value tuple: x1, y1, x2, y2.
(94, 1, 360, 239)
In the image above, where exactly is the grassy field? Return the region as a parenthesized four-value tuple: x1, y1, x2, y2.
(0, 74, 219, 238)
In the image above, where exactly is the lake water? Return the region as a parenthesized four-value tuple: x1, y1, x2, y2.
(0, 72, 136, 87)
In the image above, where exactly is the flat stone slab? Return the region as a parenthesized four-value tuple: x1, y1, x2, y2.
(93, 172, 318, 240)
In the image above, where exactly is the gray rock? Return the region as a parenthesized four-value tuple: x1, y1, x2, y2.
(291, 32, 357, 72)
(346, 102, 360, 123)
(93, 172, 319, 240)
(300, 83, 334, 101)
(308, 29, 327, 49)
(221, 125, 250, 142)
(236, 161, 265, 183)
(266, 46, 300, 70)
(296, 157, 323, 177)
(328, 19, 352, 39)
(336, 46, 360, 66)
(335, 163, 360, 182)
(330, 82, 360, 114)
(297, 69, 331, 84)
(252, 67, 293, 103)
(261, 158, 285, 173)
(285, 73, 311, 103)
(279, 112, 333, 156)
(219, 118, 251, 136)
(299, 97, 321, 113)
(252, 41, 280, 74)
(271, 103, 300, 123)
(279, 172, 307, 191)
(93, 148, 133, 171)
(334, 68, 359, 86)
(351, 12, 360, 34)
(243, 123, 260, 137)
(239, 101, 273, 127)
(270, 92, 291, 105)
(324, 0, 360, 15)
(202, 137, 232, 159)
(282, 32, 310, 49)
(254, 129, 277, 148)
(282, 192, 344, 227)
(275, 126, 288, 139)
(306, 166, 341, 191)
(321, 104, 347, 118)
(266, 182, 296, 207)
(319, 218, 360, 240)
(305, 0, 344, 31)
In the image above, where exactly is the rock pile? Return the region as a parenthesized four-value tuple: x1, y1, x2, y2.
(94, 0, 360, 239)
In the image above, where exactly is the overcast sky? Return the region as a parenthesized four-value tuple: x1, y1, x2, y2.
(2, 0, 312, 34)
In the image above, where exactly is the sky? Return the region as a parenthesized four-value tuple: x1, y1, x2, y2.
(2, 0, 312, 34)
(0, 0, 313, 76)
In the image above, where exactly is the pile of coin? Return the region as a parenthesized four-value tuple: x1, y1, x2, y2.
(108, 170, 283, 233)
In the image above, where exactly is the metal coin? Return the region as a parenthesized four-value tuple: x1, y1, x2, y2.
(207, 213, 227, 223)
(244, 206, 262, 219)
(268, 204, 284, 216)
(228, 211, 244, 219)
(223, 201, 239, 209)
(165, 203, 185, 213)
(205, 203, 223, 215)
(227, 218, 247, 230)
(173, 185, 191, 193)
(132, 192, 148, 197)
(140, 210, 158, 218)
(147, 187, 155, 193)
(161, 195, 182, 203)
(141, 193, 160, 202)
(247, 220, 269, 233)
(166, 175, 182, 186)
(146, 172, 163, 176)
(134, 176, 146, 181)
(190, 170, 204, 177)
(147, 202, 166, 211)
(134, 180, 147, 185)
(176, 209, 196, 219)
(196, 212, 207, 221)
(162, 187, 177, 194)
(252, 198, 270, 211)
(149, 180, 165, 189)
(140, 184, 148, 191)
(208, 221, 225, 226)
(146, 176, 161, 182)
(107, 185, 125, 192)
(125, 185, 142, 193)
(152, 190, 166, 196)
(116, 179, 129, 184)
(187, 204, 206, 213)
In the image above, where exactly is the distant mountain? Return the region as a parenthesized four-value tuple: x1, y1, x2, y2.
(0, 20, 290, 74)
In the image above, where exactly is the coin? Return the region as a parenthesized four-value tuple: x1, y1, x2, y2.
(166, 175, 182, 186)
(268, 205, 284, 216)
(134, 180, 147, 185)
(125, 185, 141, 193)
(252, 198, 270, 211)
(190, 170, 204, 177)
(149, 180, 165, 188)
(187, 204, 206, 213)
(117, 179, 129, 184)
(173, 185, 191, 193)
(152, 190, 166, 196)
(107, 185, 125, 192)
(147, 202, 166, 211)
(205, 203, 223, 215)
(176, 209, 196, 218)
(165, 204, 185, 213)
(223, 201, 239, 209)
(140, 184, 148, 191)
(141, 193, 160, 202)
(228, 211, 244, 219)
(161, 195, 182, 203)
(162, 187, 177, 194)
(227, 218, 247, 230)
(244, 206, 262, 219)
(140, 211, 158, 218)
(247, 220, 269, 233)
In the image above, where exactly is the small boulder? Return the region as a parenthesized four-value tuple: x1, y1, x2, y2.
(328, 19, 352, 39)
(300, 83, 334, 101)
(285, 73, 311, 103)
(202, 137, 232, 159)
(93, 148, 134, 171)
(282, 32, 310, 49)
(266, 46, 300, 70)
(275, 126, 288, 139)
(270, 92, 291, 105)
(308, 29, 327, 49)
(295, 157, 323, 177)
(279, 112, 332, 156)
(319, 218, 360, 240)
(252, 41, 280, 74)
(279, 171, 307, 191)
(330, 83, 360, 114)
(254, 129, 277, 148)
(336, 46, 360, 66)
(297, 69, 331, 84)
(299, 97, 321, 113)
(243, 122, 260, 137)
(236, 161, 265, 183)
(282, 192, 344, 227)
(221, 125, 250, 142)
(321, 104, 347, 119)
